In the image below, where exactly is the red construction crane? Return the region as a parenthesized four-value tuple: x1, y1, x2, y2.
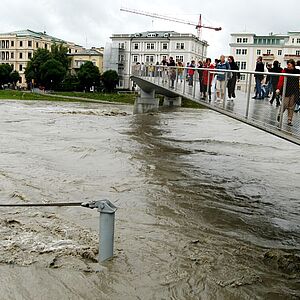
(120, 7, 222, 35)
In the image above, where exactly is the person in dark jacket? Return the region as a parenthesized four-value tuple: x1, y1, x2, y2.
(227, 55, 240, 99)
(269, 60, 283, 106)
(276, 59, 300, 126)
(253, 56, 265, 99)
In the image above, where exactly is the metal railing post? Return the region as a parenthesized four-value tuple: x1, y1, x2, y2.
(245, 73, 253, 118)
(223, 72, 227, 109)
(175, 67, 178, 91)
(278, 76, 287, 129)
(207, 71, 210, 101)
(183, 68, 186, 94)
(193, 70, 197, 98)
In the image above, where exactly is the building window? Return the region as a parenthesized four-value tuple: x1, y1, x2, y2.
(162, 43, 168, 50)
(69, 49, 71, 53)
(176, 43, 184, 50)
(19, 52, 23, 59)
(297, 38, 300, 44)
(162, 55, 167, 61)
(236, 49, 241, 55)
(266, 49, 271, 55)
(237, 38, 242, 43)
(146, 43, 155, 50)
(133, 55, 138, 62)
(119, 54, 125, 62)
(296, 50, 300, 55)
(278, 50, 282, 56)
(11, 41, 14, 47)
(175, 55, 184, 62)
(119, 42, 125, 49)
(45, 44, 48, 50)
(292, 38, 295, 43)
(241, 49, 247, 55)
(6, 52, 9, 60)
(237, 61, 247, 70)
(28, 41, 32, 47)
(145, 55, 154, 63)
(11, 52, 14, 59)
(19, 64, 23, 71)
(20, 41, 23, 47)
(257, 49, 261, 55)
(36, 42, 39, 48)
(242, 38, 248, 43)
(6, 40, 9, 48)
(134, 43, 139, 50)
(240, 74, 246, 81)
(28, 52, 32, 59)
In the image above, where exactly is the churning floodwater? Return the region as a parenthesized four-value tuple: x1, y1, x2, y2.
(0, 100, 299, 300)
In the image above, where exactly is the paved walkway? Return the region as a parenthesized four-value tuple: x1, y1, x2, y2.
(135, 75, 300, 145)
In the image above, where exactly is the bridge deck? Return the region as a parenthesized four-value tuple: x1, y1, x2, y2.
(131, 75, 300, 146)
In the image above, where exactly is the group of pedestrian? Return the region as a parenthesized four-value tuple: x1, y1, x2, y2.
(252, 56, 300, 126)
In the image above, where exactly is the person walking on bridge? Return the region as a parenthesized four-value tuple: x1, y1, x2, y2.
(216, 55, 231, 100)
(202, 58, 214, 100)
(276, 59, 300, 126)
(227, 55, 240, 99)
(252, 56, 265, 99)
(269, 60, 283, 107)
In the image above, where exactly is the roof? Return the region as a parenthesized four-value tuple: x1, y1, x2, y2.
(0, 29, 82, 46)
(68, 49, 102, 56)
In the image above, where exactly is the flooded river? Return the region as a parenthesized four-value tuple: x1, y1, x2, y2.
(0, 100, 299, 299)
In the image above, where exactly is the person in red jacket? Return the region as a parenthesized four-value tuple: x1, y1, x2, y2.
(276, 59, 300, 126)
(202, 58, 214, 100)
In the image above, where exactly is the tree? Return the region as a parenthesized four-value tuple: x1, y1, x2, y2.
(102, 70, 119, 92)
(0, 64, 13, 87)
(10, 70, 20, 87)
(40, 59, 66, 89)
(25, 48, 51, 86)
(77, 61, 100, 92)
(50, 43, 70, 70)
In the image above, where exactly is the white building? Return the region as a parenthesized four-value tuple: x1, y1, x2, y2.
(105, 31, 208, 89)
(230, 31, 300, 91)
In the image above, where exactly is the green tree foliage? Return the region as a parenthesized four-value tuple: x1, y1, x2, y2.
(40, 59, 67, 89)
(25, 48, 51, 85)
(10, 70, 20, 85)
(25, 43, 69, 89)
(102, 70, 119, 92)
(0, 64, 13, 87)
(77, 61, 101, 92)
(50, 43, 70, 70)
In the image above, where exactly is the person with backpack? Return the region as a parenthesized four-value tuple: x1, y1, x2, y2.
(269, 60, 283, 107)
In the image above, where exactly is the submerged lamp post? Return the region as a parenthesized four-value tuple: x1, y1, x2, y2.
(82, 199, 117, 262)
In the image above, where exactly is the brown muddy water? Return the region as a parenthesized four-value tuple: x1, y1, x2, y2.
(0, 100, 299, 300)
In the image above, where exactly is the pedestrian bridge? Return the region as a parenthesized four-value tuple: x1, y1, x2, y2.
(131, 67, 300, 146)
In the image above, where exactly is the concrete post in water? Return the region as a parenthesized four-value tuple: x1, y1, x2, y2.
(97, 200, 117, 262)
(81, 200, 117, 263)
(133, 89, 159, 114)
(163, 96, 182, 107)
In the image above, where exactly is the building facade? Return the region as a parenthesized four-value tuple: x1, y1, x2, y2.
(105, 31, 208, 89)
(230, 31, 300, 91)
(0, 29, 84, 87)
(68, 47, 104, 74)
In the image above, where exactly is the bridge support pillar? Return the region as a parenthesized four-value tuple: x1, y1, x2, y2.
(133, 90, 159, 114)
(163, 96, 182, 107)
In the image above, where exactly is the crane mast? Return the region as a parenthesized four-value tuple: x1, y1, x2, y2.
(120, 7, 222, 32)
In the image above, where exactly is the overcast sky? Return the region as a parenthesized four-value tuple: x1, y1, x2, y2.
(1, 0, 299, 59)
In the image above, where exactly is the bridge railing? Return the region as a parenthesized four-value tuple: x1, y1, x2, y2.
(131, 64, 300, 143)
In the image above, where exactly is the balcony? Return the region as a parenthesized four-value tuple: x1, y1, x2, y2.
(284, 54, 300, 61)
(262, 53, 275, 60)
